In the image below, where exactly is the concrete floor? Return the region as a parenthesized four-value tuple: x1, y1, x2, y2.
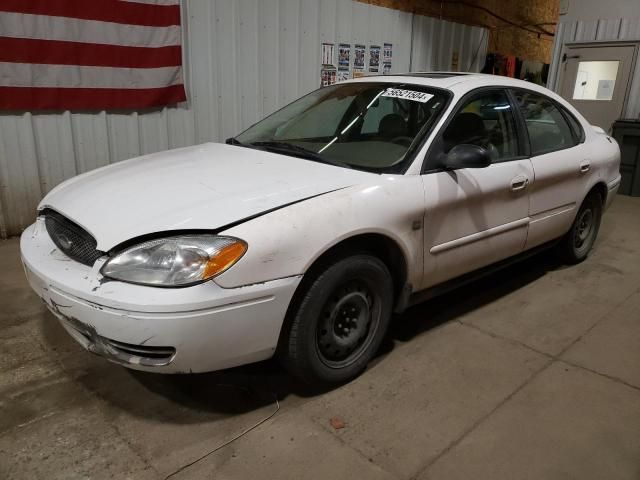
(1, 196, 639, 480)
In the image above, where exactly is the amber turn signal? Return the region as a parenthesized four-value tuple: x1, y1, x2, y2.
(203, 240, 248, 279)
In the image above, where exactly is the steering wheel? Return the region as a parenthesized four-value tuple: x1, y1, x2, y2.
(390, 136, 413, 147)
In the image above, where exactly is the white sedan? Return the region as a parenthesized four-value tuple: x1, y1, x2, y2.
(21, 73, 621, 385)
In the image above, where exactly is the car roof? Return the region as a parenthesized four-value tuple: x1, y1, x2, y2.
(342, 72, 551, 93)
(338, 71, 592, 134)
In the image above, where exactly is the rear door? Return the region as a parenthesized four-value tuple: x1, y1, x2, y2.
(420, 88, 533, 289)
(512, 90, 588, 249)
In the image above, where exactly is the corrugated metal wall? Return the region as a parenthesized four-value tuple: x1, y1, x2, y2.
(411, 15, 487, 73)
(548, 17, 640, 118)
(0, 0, 486, 238)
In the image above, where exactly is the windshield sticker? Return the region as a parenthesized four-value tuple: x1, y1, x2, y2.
(381, 88, 434, 103)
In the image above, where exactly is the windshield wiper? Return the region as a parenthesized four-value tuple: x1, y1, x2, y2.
(225, 137, 249, 147)
(250, 141, 351, 169)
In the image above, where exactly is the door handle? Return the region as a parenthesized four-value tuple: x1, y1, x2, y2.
(511, 176, 530, 192)
(580, 161, 591, 173)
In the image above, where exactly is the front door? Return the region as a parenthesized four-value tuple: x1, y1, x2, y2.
(559, 44, 636, 131)
(420, 89, 533, 290)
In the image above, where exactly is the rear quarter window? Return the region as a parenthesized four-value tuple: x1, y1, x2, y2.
(563, 108, 586, 143)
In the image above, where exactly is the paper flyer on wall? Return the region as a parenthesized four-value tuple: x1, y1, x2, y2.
(383, 43, 392, 74)
(369, 45, 380, 73)
(321, 66, 337, 87)
(384, 43, 392, 62)
(337, 71, 350, 83)
(354, 44, 366, 71)
(338, 44, 351, 71)
(321, 43, 335, 66)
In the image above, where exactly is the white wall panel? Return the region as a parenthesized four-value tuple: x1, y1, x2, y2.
(411, 15, 487, 73)
(549, 17, 640, 121)
(0, 0, 486, 237)
(620, 18, 640, 41)
(574, 20, 599, 42)
(596, 19, 622, 41)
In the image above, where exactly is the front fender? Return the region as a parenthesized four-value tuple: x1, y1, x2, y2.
(214, 175, 425, 289)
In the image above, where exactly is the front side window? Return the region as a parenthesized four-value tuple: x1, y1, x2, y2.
(235, 83, 449, 172)
(515, 91, 577, 155)
(442, 90, 519, 161)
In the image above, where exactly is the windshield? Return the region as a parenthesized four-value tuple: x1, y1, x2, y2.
(234, 82, 449, 173)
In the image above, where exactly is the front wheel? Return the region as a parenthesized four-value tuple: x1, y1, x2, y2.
(557, 192, 602, 264)
(280, 254, 393, 386)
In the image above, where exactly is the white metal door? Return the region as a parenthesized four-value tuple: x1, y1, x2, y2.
(559, 44, 636, 131)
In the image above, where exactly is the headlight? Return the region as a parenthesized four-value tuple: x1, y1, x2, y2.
(101, 235, 247, 287)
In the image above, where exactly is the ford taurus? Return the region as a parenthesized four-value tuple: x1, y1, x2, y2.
(21, 73, 621, 385)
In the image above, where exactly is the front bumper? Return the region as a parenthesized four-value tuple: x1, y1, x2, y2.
(20, 219, 301, 373)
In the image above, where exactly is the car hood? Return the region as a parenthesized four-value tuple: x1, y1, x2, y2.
(39, 142, 374, 251)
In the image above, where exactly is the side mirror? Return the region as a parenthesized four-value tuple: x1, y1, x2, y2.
(442, 144, 491, 169)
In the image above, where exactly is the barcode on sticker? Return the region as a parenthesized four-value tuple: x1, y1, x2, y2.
(381, 88, 434, 103)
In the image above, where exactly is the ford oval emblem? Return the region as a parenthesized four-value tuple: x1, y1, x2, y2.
(57, 234, 73, 250)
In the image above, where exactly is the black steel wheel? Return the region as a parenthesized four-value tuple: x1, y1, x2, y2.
(316, 279, 381, 369)
(558, 191, 602, 264)
(280, 254, 393, 386)
(573, 207, 595, 253)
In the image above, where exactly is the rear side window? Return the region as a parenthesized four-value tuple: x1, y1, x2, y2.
(514, 91, 577, 156)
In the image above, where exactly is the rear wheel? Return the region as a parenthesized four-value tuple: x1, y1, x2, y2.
(558, 192, 602, 264)
(281, 254, 393, 386)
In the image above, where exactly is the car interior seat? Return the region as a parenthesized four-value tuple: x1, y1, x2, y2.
(378, 114, 408, 140)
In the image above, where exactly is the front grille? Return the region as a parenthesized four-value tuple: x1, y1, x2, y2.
(42, 209, 105, 266)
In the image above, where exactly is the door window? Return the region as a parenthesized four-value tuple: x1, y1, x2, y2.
(515, 91, 577, 156)
(442, 90, 519, 161)
(572, 61, 619, 101)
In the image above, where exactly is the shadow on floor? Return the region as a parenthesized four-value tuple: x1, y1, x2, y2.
(38, 250, 561, 423)
(388, 250, 560, 344)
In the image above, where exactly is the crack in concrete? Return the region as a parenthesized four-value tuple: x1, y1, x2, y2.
(162, 390, 281, 480)
(557, 358, 640, 393)
(410, 357, 555, 480)
(310, 410, 403, 480)
(410, 286, 640, 479)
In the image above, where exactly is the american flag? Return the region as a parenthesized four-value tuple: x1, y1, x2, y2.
(0, 0, 187, 111)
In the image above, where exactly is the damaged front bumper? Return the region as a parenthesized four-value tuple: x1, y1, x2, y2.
(48, 302, 177, 368)
(20, 219, 301, 373)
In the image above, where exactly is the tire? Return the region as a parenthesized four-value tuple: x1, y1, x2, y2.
(280, 254, 394, 386)
(557, 192, 602, 264)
